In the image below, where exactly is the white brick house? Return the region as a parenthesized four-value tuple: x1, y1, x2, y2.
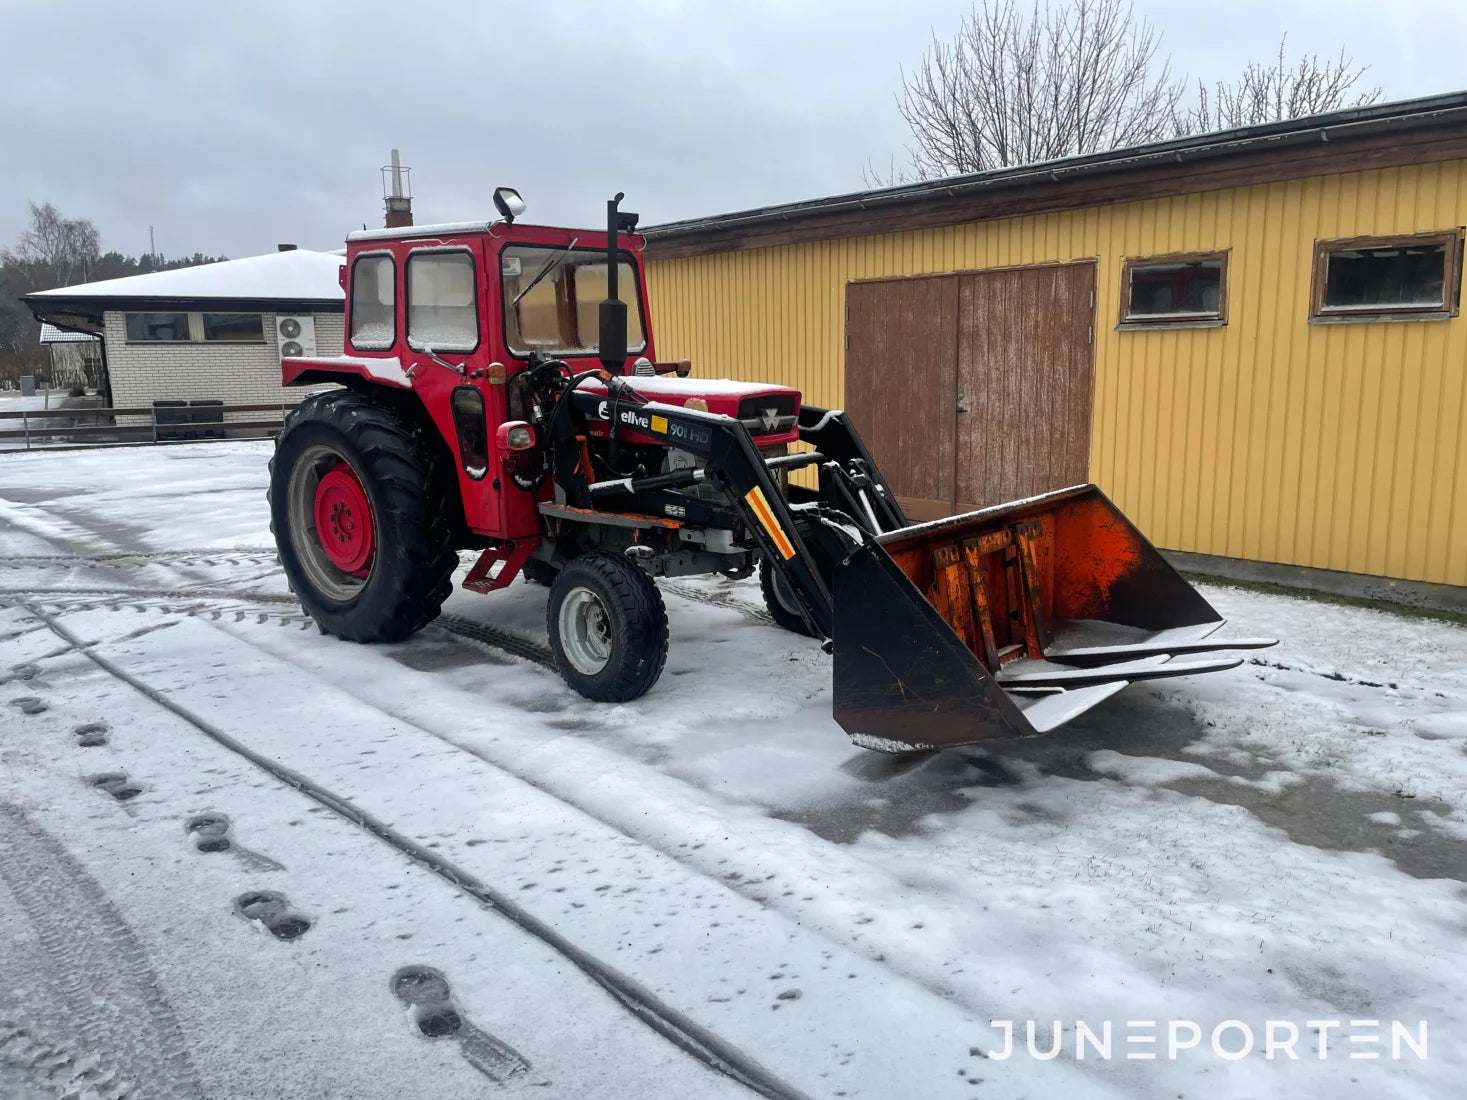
(24, 249, 345, 426)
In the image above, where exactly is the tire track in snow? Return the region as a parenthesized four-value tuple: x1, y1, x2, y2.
(0, 801, 203, 1099)
(0, 546, 278, 568)
(16, 602, 812, 1100)
(660, 580, 774, 626)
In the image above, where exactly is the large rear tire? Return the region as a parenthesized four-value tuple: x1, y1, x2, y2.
(547, 552, 668, 702)
(269, 389, 459, 642)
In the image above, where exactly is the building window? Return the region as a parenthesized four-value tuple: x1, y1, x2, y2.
(407, 250, 479, 353)
(201, 313, 265, 342)
(1311, 232, 1462, 321)
(125, 311, 269, 343)
(125, 312, 192, 341)
(1119, 253, 1227, 327)
(350, 253, 396, 350)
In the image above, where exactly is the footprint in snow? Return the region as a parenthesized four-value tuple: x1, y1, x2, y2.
(91, 772, 143, 802)
(234, 891, 313, 940)
(8, 696, 47, 715)
(74, 722, 109, 747)
(186, 813, 284, 871)
(391, 965, 533, 1085)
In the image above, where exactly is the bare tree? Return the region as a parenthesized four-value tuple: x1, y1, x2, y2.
(879, 0, 1184, 182)
(3, 202, 102, 288)
(1176, 37, 1381, 134)
(0, 203, 103, 388)
(0, 203, 225, 389)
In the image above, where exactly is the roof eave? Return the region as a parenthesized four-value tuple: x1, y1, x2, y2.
(25, 295, 344, 328)
(643, 92, 1467, 250)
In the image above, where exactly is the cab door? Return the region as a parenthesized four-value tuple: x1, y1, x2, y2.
(400, 241, 501, 534)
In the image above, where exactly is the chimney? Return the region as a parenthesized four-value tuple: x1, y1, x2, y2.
(277, 243, 297, 252)
(383, 148, 413, 228)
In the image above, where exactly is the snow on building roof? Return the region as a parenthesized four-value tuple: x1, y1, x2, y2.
(39, 323, 100, 343)
(29, 248, 345, 304)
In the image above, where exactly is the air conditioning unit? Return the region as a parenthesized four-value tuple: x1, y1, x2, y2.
(276, 315, 317, 359)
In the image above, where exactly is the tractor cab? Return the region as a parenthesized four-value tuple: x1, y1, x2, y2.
(282, 190, 803, 544)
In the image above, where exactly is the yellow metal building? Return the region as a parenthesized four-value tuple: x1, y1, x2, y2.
(642, 93, 1467, 604)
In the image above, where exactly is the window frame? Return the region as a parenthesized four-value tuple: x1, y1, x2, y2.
(405, 247, 482, 354)
(1309, 230, 1463, 323)
(1117, 250, 1229, 330)
(349, 251, 398, 352)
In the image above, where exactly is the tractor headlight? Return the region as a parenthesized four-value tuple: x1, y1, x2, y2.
(505, 424, 534, 450)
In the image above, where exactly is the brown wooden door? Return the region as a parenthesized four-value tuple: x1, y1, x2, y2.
(843, 276, 959, 521)
(954, 262, 1095, 511)
(843, 262, 1094, 519)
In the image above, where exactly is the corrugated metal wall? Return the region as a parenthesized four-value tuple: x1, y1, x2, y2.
(645, 161, 1467, 587)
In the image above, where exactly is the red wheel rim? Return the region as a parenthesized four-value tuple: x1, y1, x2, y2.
(312, 461, 374, 576)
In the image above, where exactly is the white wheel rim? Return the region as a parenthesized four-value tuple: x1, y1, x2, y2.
(771, 566, 801, 614)
(558, 587, 612, 675)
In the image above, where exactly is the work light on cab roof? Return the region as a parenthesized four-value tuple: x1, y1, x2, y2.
(268, 189, 1275, 755)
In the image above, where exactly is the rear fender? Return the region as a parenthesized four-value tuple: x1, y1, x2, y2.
(283, 356, 411, 390)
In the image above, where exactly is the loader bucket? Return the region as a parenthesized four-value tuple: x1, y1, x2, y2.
(831, 484, 1275, 753)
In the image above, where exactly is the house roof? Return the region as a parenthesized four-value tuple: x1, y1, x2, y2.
(29, 248, 344, 304)
(39, 323, 100, 343)
(642, 90, 1467, 259)
(25, 248, 346, 324)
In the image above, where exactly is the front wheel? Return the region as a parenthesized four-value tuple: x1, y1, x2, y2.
(547, 553, 668, 702)
(760, 559, 817, 637)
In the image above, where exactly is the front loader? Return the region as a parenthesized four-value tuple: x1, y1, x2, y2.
(270, 188, 1273, 754)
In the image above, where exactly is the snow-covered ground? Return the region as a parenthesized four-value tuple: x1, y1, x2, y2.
(1, 440, 1464, 1099)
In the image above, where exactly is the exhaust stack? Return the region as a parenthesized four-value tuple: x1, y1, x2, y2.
(382, 149, 413, 228)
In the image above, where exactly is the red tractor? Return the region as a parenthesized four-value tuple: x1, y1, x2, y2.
(270, 190, 1273, 753)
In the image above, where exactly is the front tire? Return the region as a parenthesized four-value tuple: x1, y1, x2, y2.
(760, 559, 817, 637)
(269, 390, 459, 642)
(547, 553, 668, 702)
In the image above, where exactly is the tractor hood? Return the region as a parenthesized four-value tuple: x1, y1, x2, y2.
(583, 376, 801, 446)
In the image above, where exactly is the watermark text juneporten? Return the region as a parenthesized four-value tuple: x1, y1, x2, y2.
(986, 1019, 1428, 1061)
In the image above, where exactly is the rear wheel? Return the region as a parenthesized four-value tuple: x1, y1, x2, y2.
(269, 390, 459, 642)
(547, 553, 668, 702)
(760, 558, 817, 637)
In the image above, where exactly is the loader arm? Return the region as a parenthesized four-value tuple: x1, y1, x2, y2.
(563, 387, 839, 638)
(564, 383, 1274, 754)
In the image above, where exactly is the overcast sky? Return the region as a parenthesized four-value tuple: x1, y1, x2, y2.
(1, 0, 1463, 261)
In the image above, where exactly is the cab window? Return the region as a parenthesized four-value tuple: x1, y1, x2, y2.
(500, 245, 645, 357)
(407, 250, 480, 352)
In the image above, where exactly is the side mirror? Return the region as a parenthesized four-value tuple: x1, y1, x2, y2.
(493, 187, 525, 224)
